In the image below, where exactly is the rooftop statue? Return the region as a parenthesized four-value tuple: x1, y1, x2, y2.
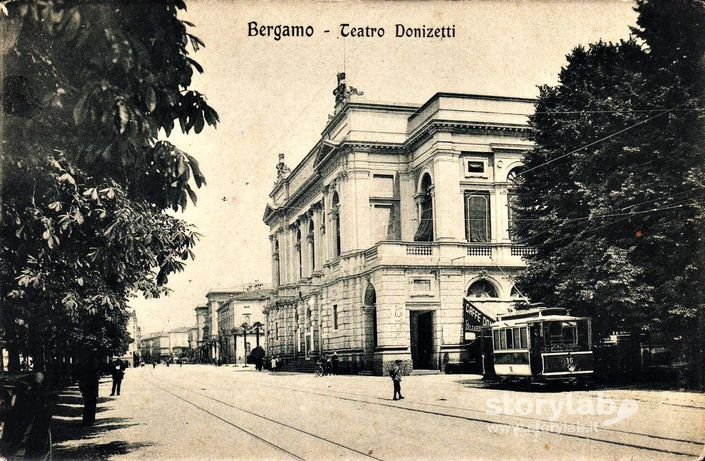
(333, 72, 364, 108)
(275, 153, 291, 184)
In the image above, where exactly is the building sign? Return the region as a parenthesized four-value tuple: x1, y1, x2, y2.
(463, 298, 493, 336)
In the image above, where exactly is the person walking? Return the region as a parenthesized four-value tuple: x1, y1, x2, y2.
(270, 356, 278, 373)
(390, 360, 404, 401)
(110, 359, 125, 396)
(331, 351, 340, 375)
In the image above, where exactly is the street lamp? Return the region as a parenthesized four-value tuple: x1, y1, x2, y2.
(241, 322, 249, 367)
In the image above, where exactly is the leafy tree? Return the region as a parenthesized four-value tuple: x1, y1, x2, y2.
(0, 0, 218, 373)
(514, 0, 705, 386)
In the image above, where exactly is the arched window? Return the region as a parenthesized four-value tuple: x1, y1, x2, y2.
(364, 282, 377, 349)
(414, 173, 434, 241)
(467, 279, 499, 298)
(332, 192, 341, 257)
(308, 220, 315, 273)
(507, 167, 522, 185)
(296, 228, 302, 280)
(510, 286, 524, 298)
(507, 167, 523, 240)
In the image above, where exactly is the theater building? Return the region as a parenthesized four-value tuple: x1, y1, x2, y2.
(263, 76, 534, 374)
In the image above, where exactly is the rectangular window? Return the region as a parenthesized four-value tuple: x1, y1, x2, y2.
(513, 328, 521, 350)
(467, 161, 485, 174)
(507, 193, 518, 240)
(465, 192, 491, 242)
(499, 329, 507, 350)
(463, 158, 488, 178)
(275, 322, 278, 340)
(493, 330, 500, 351)
(506, 329, 514, 349)
(520, 327, 528, 349)
(333, 305, 338, 330)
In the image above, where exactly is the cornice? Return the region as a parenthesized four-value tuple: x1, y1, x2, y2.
(321, 101, 419, 139)
(406, 120, 532, 151)
(409, 92, 536, 122)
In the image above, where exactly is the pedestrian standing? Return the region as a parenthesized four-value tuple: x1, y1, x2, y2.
(270, 356, 277, 373)
(390, 360, 404, 401)
(110, 359, 125, 396)
(325, 354, 333, 376)
(321, 354, 328, 376)
(331, 351, 340, 375)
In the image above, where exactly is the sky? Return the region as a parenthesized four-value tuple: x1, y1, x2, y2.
(131, 0, 638, 335)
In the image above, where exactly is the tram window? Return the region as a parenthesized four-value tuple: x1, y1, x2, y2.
(513, 328, 521, 350)
(499, 330, 507, 349)
(520, 328, 528, 349)
(493, 330, 500, 350)
(505, 329, 513, 349)
(577, 320, 590, 348)
(562, 322, 576, 345)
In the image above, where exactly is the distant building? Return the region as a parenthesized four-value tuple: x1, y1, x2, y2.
(263, 78, 532, 374)
(195, 304, 209, 358)
(140, 326, 196, 363)
(217, 289, 271, 364)
(140, 332, 168, 363)
(195, 282, 272, 362)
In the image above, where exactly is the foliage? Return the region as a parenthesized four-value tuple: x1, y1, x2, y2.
(513, 0, 705, 363)
(0, 0, 218, 370)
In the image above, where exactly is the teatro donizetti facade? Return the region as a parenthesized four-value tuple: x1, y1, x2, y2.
(262, 74, 534, 375)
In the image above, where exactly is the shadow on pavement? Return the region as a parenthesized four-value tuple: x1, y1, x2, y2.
(51, 386, 152, 460)
(53, 440, 154, 460)
(456, 379, 590, 393)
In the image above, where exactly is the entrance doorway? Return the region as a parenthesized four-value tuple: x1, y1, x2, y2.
(410, 311, 434, 369)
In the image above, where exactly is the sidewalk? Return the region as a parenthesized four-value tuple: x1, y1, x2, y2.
(51, 378, 150, 460)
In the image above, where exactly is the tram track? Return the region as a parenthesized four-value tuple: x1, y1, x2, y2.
(160, 372, 702, 458)
(142, 374, 383, 461)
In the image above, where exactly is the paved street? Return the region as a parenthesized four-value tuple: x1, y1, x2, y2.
(51, 365, 705, 460)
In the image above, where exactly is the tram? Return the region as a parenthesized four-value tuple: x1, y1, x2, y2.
(484, 307, 594, 383)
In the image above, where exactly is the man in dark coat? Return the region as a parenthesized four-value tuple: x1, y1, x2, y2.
(331, 351, 340, 375)
(110, 359, 125, 396)
(390, 360, 404, 401)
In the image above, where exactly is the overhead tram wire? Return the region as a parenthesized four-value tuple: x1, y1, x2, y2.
(517, 107, 678, 177)
(528, 199, 699, 249)
(514, 198, 700, 244)
(513, 195, 703, 223)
